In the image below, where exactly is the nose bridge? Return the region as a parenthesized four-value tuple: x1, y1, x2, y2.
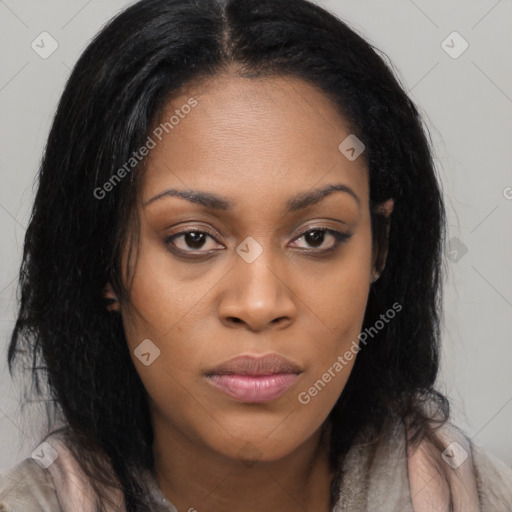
(219, 234, 296, 330)
(238, 236, 281, 297)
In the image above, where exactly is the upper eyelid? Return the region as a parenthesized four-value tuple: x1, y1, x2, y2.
(167, 226, 347, 248)
(169, 224, 344, 237)
(166, 218, 348, 237)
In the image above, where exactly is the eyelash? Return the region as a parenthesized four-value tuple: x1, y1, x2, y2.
(163, 227, 352, 259)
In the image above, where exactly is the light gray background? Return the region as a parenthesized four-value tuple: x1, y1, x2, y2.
(1, 0, 511, 472)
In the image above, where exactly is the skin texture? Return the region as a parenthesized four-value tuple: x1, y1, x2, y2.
(107, 72, 393, 511)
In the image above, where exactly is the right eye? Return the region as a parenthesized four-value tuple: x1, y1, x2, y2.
(164, 229, 224, 256)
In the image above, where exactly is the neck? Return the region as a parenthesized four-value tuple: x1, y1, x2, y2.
(151, 418, 335, 512)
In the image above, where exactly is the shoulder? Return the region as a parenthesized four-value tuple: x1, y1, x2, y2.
(0, 456, 61, 511)
(0, 432, 126, 512)
(336, 416, 512, 512)
(406, 419, 512, 512)
(471, 441, 512, 511)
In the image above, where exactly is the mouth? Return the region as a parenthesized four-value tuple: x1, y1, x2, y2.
(204, 353, 302, 403)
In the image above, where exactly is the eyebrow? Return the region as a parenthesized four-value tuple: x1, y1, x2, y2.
(143, 183, 360, 212)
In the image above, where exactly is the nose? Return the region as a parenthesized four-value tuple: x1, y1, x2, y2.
(218, 247, 297, 332)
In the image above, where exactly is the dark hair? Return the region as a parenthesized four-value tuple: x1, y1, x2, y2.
(8, 0, 449, 509)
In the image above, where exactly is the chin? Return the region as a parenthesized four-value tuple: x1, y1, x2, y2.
(208, 426, 313, 465)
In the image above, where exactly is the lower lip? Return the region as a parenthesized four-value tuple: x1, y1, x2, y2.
(205, 373, 300, 403)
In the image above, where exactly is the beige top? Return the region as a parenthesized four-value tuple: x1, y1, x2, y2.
(1, 419, 512, 511)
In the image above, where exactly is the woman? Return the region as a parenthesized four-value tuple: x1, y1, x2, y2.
(1, 0, 511, 510)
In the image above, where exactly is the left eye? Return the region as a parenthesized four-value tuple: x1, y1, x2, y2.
(290, 228, 351, 251)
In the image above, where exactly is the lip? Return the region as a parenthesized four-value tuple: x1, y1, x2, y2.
(204, 354, 302, 403)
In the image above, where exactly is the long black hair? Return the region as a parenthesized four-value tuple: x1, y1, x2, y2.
(8, 0, 449, 509)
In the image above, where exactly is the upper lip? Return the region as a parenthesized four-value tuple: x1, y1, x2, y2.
(205, 354, 303, 376)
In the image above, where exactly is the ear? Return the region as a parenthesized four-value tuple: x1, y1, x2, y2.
(103, 282, 120, 312)
(371, 198, 394, 283)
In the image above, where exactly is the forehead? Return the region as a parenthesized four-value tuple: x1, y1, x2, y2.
(142, 73, 368, 209)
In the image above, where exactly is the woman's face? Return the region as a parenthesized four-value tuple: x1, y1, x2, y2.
(119, 73, 388, 464)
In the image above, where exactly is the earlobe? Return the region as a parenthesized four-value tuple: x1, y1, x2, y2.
(103, 282, 120, 311)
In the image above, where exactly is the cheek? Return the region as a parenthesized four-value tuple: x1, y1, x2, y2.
(290, 232, 372, 417)
(121, 242, 205, 342)
(120, 243, 227, 436)
(290, 226, 372, 336)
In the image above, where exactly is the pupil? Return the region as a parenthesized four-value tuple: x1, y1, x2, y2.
(306, 230, 324, 247)
(186, 232, 205, 249)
